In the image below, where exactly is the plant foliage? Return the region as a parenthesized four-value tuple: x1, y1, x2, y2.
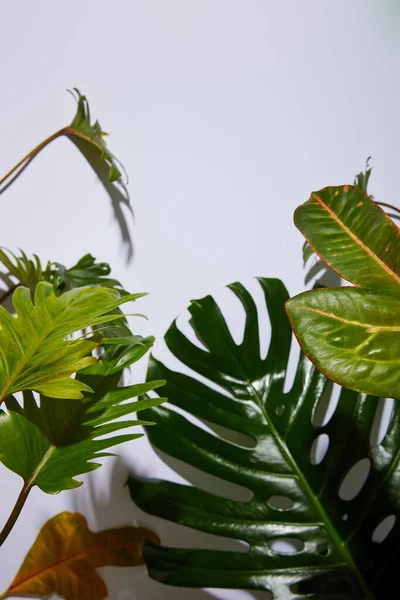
(286, 185, 400, 399)
(0, 341, 165, 493)
(128, 278, 400, 599)
(0, 512, 159, 600)
(0, 282, 142, 402)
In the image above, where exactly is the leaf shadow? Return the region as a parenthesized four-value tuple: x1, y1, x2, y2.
(69, 137, 134, 265)
(304, 257, 341, 288)
(71, 455, 226, 600)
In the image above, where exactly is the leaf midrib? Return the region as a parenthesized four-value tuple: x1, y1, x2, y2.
(299, 305, 400, 332)
(248, 381, 375, 600)
(5, 541, 130, 594)
(0, 300, 68, 401)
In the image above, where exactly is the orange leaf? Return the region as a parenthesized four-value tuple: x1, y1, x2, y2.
(1, 511, 159, 600)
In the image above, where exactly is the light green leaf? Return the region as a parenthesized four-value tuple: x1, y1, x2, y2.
(0, 342, 166, 493)
(286, 286, 400, 399)
(0, 282, 142, 402)
(127, 278, 400, 598)
(295, 185, 400, 292)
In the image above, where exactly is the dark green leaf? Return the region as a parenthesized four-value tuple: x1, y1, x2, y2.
(286, 287, 400, 399)
(128, 278, 399, 598)
(295, 185, 400, 293)
(0, 343, 165, 493)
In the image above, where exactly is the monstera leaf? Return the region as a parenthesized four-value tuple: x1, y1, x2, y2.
(287, 185, 400, 400)
(128, 278, 400, 599)
(0, 282, 143, 402)
(0, 512, 159, 600)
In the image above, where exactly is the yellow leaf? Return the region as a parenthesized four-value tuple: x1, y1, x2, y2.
(0, 512, 159, 600)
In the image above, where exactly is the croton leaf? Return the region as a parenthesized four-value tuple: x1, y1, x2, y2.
(295, 185, 400, 293)
(0, 341, 165, 494)
(0, 512, 159, 600)
(286, 287, 400, 400)
(0, 281, 143, 402)
(128, 278, 400, 598)
(302, 159, 372, 271)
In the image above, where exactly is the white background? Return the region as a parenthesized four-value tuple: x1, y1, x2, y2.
(0, 1, 399, 598)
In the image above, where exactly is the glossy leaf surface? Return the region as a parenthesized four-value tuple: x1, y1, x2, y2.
(129, 278, 400, 598)
(0, 281, 142, 401)
(286, 287, 400, 400)
(0, 512, 159, 599)
(0, 342, 165, 493)
(294, 185, 400, 292)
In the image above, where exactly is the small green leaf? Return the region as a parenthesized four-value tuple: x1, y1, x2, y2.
(0, 282, 141, 401)
(295, 185, 400, 292)
(286, 286, 400, 399)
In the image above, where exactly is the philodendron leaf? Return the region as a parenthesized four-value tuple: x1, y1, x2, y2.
(66, 88, 126, 184)
(0, 512, 159, 600)
(286, 287, 400, 399)
(295, 185, 400, 292)
(128, 278, 400, 598)
(0, 281, 143, 402)
(0, 342, 165, 493)
(0, 89, 125, 192)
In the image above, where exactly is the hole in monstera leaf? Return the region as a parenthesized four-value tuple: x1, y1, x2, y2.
(372, 515, 396, 543)
(213, 285, 247, 346)
(269, 538, 304, 554)
(201, 418, 256, 448)
(312, 381, 340, 427)
(268, 495, 294, 510)
(342, 513, 348, 521)
(275, 404, 285, 417)
(310, 433, 330, 465)
(283, 334, 301, 393)
(370, 397, 394, 447)
(317, 544, 329, 556)
(251, 278, 272, 360)
(177, 312, 210, 353)
(338, 458, 371, 501)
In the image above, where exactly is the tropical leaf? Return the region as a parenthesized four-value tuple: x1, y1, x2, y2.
(0, 511, 159, 600)
(0, 248, 45, 292)
(0, 341, 165, 494)
(66, 88, 126, 184)
(128, 278, 400, 599)
(0, 88, 126, 192)
(50, 253, 125, 294)
(294, 185, 400, 293)
(302, 158, 373, 271)
(286, 287, 400, 400)
(0, 281, 143, 402)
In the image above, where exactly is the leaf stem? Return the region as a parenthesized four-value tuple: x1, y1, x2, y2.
(0, 283, 21, 306)
(0, 128, 66, 190)
(375, 201, 400, 216)
(0, 485, 31, 548)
